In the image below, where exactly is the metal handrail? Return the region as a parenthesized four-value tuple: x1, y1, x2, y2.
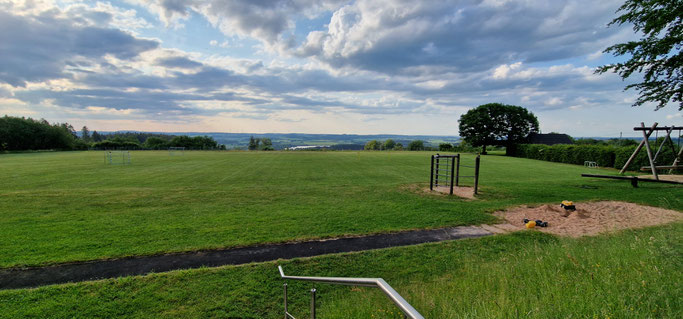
(278, 266, 424, 319)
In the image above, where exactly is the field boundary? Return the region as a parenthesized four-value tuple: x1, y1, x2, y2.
(0, 226, 491, 290)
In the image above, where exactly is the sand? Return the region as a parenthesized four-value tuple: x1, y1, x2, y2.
(493, 201, 682, 237)
(638, 174, 683, 182)
(429, 186, 476, 199)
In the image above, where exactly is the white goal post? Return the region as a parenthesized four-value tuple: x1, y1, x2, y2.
(169, 147, 185, 155)
(104, 151, 131, 165)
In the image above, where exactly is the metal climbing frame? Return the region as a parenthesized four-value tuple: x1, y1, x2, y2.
(430, 153, 481, 194)
(430, 154, 457, 194)
(278, 266, 424, 319)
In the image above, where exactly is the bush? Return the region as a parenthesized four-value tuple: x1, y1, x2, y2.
(514, 144, 617, 167)
(453, 141, 479, 153)
(514, 142, 679, 171)
(364, 140, 379, 150)
(614, 143, 679, 171)
(439, 143, 454, 152)
(408, 140, 424, 151)
(383, 139, 396, 150)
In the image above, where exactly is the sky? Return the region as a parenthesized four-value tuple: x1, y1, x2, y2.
(0, 0, 680, 137)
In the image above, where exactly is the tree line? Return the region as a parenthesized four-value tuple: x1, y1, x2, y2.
(0, 115, 224, 151)
(0, 116, 86, 151)
(363, 139, 431, 151)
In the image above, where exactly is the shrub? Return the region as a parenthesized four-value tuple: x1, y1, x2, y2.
(514, 142, 679, 171)
(614, 143, 679, 171)
(439, 143, 454, 152)
(514, 144, 616, 167)
(364, 140, 379, 150)
(408, 140, 424, 151)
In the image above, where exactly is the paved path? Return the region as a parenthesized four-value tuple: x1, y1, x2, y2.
(0, 225, 499, 290)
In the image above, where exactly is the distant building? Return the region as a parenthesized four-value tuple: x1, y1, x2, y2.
(526, 133, 573, 145)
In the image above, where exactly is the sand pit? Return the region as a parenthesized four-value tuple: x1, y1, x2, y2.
(494, 201, 682, 237)
(638, 174, 683, 183)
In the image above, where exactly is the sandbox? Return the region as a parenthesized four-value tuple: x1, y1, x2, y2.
(494, 201, 682, 237)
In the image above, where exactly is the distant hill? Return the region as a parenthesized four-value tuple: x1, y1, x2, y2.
(96, 132, 461, 150)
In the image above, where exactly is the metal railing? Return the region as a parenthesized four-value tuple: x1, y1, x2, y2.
(278, 266, 424, 319)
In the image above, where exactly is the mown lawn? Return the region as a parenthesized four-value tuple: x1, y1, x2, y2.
(0, 150, 681, 267)
(1, 224, 680, 318)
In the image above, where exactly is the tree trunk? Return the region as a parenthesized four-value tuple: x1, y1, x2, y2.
(481, 144, 487, 155)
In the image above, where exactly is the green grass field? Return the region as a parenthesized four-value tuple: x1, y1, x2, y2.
(0, 151, 681, 318)
(1, 224, 680, 318)
(1, 151, 681, 268)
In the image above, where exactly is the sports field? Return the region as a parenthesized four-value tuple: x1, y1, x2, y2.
(0, 151, 681, 317)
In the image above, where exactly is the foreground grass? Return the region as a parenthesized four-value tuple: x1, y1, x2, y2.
(1, 223, 680, 318)
(0, 151, 681, 267)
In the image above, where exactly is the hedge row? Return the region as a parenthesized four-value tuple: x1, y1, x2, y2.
(513, 144, 679, 171)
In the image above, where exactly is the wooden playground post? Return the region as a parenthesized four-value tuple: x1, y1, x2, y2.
(671, 147, 683, 174)
(619, 122, 658, 174)
(640, 123, 659, 180)
(449, 156, 455, 195)
(474, 155, 480, 195)
(455, 154, 460, 186)
(652, 127, 675, 163)
(429, 155, 434, 190)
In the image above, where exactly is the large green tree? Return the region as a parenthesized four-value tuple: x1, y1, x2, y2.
(383, 139, 396, 150)
(458, 103, 539, 154)
(407, 140, 424, 151)
(248, 136, 259, 150)
(364, 140, 379, 150)
(596, 0, 683, 110)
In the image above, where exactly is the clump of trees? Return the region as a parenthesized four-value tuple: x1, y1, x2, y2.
(363, 139, 424, 151)
(407, 140, 424, 151)
(1, 115, 225, 151)
(0, 116, 85, 151)
(364, 140, 380, 150)
(90, 134, 225, 150)
(248, 136, 274, 150)
(458, 103, 539, 155)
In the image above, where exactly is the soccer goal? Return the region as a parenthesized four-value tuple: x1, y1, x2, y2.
(169, 147, 185, 156)
(104, 151, 131, 165)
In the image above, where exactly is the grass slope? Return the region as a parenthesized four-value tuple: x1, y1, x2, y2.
(1, 224, 680, 318)
(0, 151, 681, 267)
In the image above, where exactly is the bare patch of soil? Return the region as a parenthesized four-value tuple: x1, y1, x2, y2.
(429, 186, 477, 199)
(494, 201, 682, 237)
(400, 183, 478, 200)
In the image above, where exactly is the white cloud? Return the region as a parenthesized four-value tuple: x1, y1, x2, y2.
(1, 0, 670, 136)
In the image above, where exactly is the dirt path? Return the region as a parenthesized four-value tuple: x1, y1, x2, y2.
(0, 226, 491, 290)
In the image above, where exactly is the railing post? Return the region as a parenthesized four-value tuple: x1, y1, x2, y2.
(283, 283, 288, 319)
(455, 154, 460, 186)
(310, 288, 317, 319)
(429, 155, 434, 190)
(474, 155, 480, 195)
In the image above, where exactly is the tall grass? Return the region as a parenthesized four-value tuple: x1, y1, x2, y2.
(0, 224, 679, 318)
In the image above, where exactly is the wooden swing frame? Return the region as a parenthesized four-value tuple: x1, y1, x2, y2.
(619, 122, 683, 180)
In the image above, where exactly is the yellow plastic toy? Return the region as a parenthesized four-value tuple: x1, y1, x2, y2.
(525, 220, 536, 229)
(560, 200, 576, 210)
